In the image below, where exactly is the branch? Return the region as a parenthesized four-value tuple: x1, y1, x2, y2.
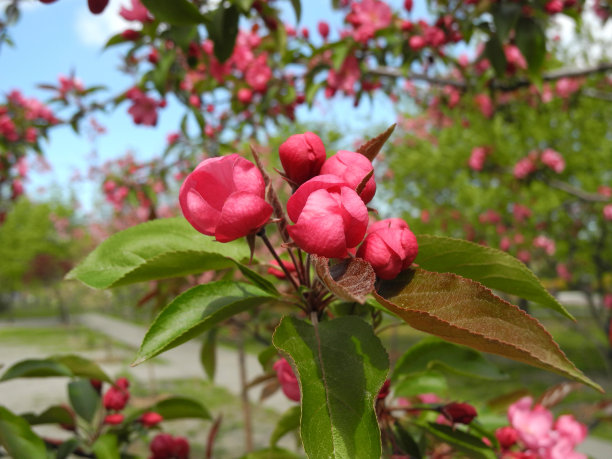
(548, 179, 610, 202)
(367, 62, 612, 92)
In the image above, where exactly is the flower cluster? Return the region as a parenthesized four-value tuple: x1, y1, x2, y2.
(102, 377, 131, 424)
(149, 433, 190, 459)
(514, 149, 565, 180)
(495, 396, 587, 459)
(179, 132, 418, 280)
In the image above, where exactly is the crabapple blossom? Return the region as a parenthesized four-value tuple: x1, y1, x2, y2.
(320, 150, 376, 204)
(150, 433, 190, 459)
(179, 154, 273, 242)
(87, 0, 109, 14)
(346, 0, 392, 43)
(541, 148, 565, 173)
(273, 358, 300, 402)
(508, 397, 554, 451)
(278, 132, 326, 186)
(468, 146, 488, 171)
(119, 0, 151, 22)
(533, 235, 556, 255)
(318, 21, 330, 39)
(286, 175, 369, 258)
(357, 218, 418, 279)
(514, 156, 537, 179)
(602, 204, 612, 221)
(495, 426, 518, 450)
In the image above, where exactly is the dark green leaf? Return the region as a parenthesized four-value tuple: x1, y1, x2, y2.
(141, 0, 205, 25)
(234, 261, 279, 296)
(0, 359, 72, 381)
(57, 438, 80, 459)
(273, 316, 389, 458)
(200, 330, 217, 380)
(0, 406, 47, 458)
(151, 50, 176, 95)
(392, 337, 507, 381)
(515, 17, 546, 74)
(416, 422, 495, 459)
(92, 433, 119, 459)
(374, 269, 601, 392)
(484, 35, 506, 77)
(289, 0, 301, 22)
(104, 33, 128, 49)
(68, 380, 100, 423)
(258, 345, 278, 369)
(270, 406, 300, 447)
(67, 218, 249, 289)
(205, 4, 240, 62)
(492, 3, 521, 41)
(415, 235, 573, 319)
(394, 422, 422, 459)
(240, 447, 303, 459)
(150, 396, 212, 420)
(51, 355, 112, 383)
(22, 405, 74, 427)
(134, 281, 275, 364)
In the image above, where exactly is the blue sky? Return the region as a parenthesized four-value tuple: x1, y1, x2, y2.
(0, 0, 426, 210)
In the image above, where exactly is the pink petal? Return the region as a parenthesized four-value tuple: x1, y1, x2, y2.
(339, 186, 369, 248)
(286, 174, 347, 222)
(179, 186, 221, 236)
(214, 191, 272, 242)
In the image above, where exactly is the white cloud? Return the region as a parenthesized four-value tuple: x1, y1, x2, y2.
(74, 0, 132, 47)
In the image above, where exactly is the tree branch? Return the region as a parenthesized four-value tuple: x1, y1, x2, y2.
(367, 62, 612, 92)
(548, 179, 610, 202)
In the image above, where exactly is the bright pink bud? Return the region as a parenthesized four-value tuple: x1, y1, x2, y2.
(103, 413, 124, 425)
(495, 426, 518, 449)
(409, 35, 426, 51)
(357, 218, 418, 280)
(267, 260, 296, 279)
(273, 358, 300, 402)
(150, 433, 190, 459)
(287, 175, 369, 258)
(116, 377, 130, 390)
(103, 386, 129, 411)
(320, 150, 376, 204)
(237, 88, 253, 104)
(179, 154, 273, 242)
(318, 21, 330, 39)
(279, 132, 326, 186)
(441, 402, 477, 425)
(404, 0, 413, 11)
(140, 411, 163, 427)
(545, 0, 564, 14)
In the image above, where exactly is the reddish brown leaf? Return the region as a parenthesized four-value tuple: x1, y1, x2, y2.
(536, 382, 582, 408)
(374, 268, 602, 392)
(313, 255, 376, 304)
(356, 123, 396, 162)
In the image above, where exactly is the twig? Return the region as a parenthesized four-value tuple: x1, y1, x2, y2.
(548, 179, 610, 202)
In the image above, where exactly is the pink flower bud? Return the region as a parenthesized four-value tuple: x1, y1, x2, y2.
(267, 260, 296, 279)
(495, 426, 518, 449)
(237, 88, 253, 104)
(121, 29, 141, 41)
(103, 413, 124, 425)
(318, 21, 330, 39)
(286, 175, 369, 258)
(541, 148, 565, 173)
(150, 433, 190, 459)
(357, 218, 418, 280)
(103, 385, 129, 411)
(409, 35, 426, 51)
(320, 150, 376, 204)
(88, 0, 109, 14)
(140, 411, 163, 427)
(179, 154, 273, 242)
(404, 0, 413, 11)
(273, 358, 300, 402)
(545, 0, 564, 14)
(279, 132, 326, 186)
(440, 402, 477, 425)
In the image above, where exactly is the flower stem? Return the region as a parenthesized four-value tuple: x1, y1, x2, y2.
(257, 229, 301, 292)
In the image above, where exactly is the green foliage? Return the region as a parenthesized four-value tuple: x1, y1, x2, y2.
(273, 316, 389, 459)
(0, 355, 111, 383)
(270, 406, 300, 447)
(0, 406, 46, 458)
(67, 218, 251, 289)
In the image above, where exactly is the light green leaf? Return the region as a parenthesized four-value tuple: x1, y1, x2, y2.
(240, 447, 303, 459)
(392, 337, 507, 381)
(134, 281, 275, 365)
(415, 235, 573, 319)
(0, 359, 72, 382)
(200, 329, 217, 380)
(270, 405, 300, 447)
(374, 268, 601, 392)
(51, 355, 112, 383)
(141, 0, 205, 25)
(67, 218, 249, 289)
(0, 406, 47, 458)
(92, 433, 119, 459)
(234, 261, 279, 296)
(273, 316, 389, 459)
(151, 396, 211, 420)
(393, 372, 449, 398)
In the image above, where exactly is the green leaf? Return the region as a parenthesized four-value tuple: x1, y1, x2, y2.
(392, 337, 508, 381)
(22, 405, 74, 427)
(150, 396, 212, 420)
(200, 330, 217, 380)
(0, 406, 47, 458)
(57, 438, 80, 459)
(240, 448, 303, 459)
(0, 359, 72, 381)
(51, 355, 112, 383)
(151, 49, 176, 95)
(374, 269, 602, 392)
(68, 380, 100, 423)
(103, 33, 128, 49)
(141, 0, 205, 25)
(415, 235, 573, 319)
(484, 35, 506, 77)
(134, 281, 275, 365)
(205, 4, 240, 62)
(393, 422, 422, 459)
(492, 3, 521, 41)
(234, 261, 279, 296)
(515, 17, 546, 74)
(258, 345, 278, 369)
(393, 372, 448, 398)
(289, 0, 301, 22)
(273, 316, 389, 458)
(416, 422, 496, 459)
(67, 218, 249, 289)
(92, 433, 119, 459)
(270, 406, 300, 447)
